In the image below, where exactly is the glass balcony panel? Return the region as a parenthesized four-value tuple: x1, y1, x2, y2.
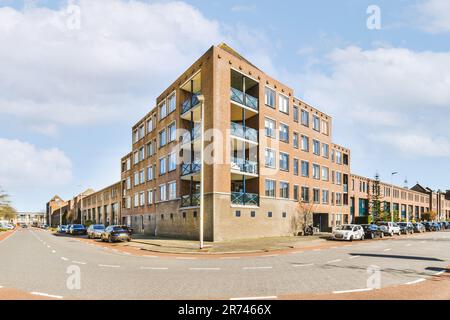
(181, 162, 201, 176)
(231, 122, 258, 143)
(230, 88, 258, 111)
(231, 157, 258, 175)
(181, 194, 200, 207)
(181, 93, 201, 115)
(231, 192, 259, 206)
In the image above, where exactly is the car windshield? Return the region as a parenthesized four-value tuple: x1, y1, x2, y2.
(340, 225, 353, 231)
(73, 225, 84, 228)
(398, 223, 406, 226)
(112, 227, 127, 232)
(93, 225, 104, 229)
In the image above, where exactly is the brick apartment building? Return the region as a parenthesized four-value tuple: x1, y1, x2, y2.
(81, 182, 122, 226)
(48, 44, 449, 240)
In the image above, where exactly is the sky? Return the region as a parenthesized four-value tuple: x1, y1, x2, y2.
(0, 0, 450, 212)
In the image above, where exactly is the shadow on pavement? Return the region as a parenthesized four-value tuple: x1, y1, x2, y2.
(349, 253, 444, 262)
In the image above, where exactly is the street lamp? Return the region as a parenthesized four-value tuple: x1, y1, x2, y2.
(197, 94, 205, 250)
(391, 172, 398, 222)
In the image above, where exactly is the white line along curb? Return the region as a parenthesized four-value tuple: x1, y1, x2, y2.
(230, 296, 277, 300)
(333, 288, 374, 294)
(405, 278, 426, 285)
(30, 292, 63, 299)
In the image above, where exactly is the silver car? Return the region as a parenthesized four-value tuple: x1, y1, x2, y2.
(87, 224, 105, 239)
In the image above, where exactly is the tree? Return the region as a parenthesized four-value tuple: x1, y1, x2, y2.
(293, 199, 316, 236)
(0, 188, 17, 221)
(369, 173, 385, 223)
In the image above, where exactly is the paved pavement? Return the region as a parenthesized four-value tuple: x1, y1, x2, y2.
(0, 228, 449, 300)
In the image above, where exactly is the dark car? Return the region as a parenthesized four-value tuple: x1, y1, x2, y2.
(101, 226, 131, 243)
(398, 222, 414, 235)
(431, 222, 441, 231)
(361, 224, 384, 239)
(423, 222, 437, 231)
(57, 225, 68, 233)
(65, 224, 73, 234)
(69, 224, 87, 236)
(444, 222, 450, 230)
(118, 225, 133, 235)
(412, 222, 426, 233)
(87, 224, 105, 239)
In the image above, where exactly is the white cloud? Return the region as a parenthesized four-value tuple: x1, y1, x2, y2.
(415, 0, 450, 33)
(290, 46, 450, 158)
(0, 0, 224, 130)
(0, 138, 73, 188)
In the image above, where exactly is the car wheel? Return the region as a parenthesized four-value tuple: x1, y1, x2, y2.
(380, 232, 384, 239)
(361, 234, 365, 241)
(390, 232, 394, 237)
(108, 236, 113, 243)
(371, 233, 375, 240)
(349, 236, 353, 242)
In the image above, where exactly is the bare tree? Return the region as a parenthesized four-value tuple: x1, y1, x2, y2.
(292, 200, 316, 236)
(0, 188, 17, 221)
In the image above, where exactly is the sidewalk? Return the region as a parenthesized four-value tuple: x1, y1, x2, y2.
(125, 234, 332, 255)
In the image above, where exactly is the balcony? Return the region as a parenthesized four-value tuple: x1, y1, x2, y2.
(343, 184, 349, 193)
(231, 192, 259, 206)
(181, 193, 200, 208)
(231, 122, 258, 143)
(181, 93, 201, 115)
(230, 157, 258, 176)
(181, 162, 201, 177)
(181, 125, 201, 145)
(230, 87, 258, 111)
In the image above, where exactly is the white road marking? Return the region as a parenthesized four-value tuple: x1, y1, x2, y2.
(333, 288, 373, 294)
(405, 244, 412, 247)
(143, 255, 159, 258)
(140, 267, 169, 270)
(46, 245, 51, 248)
(61, 257, 69, 261)
(72, 261, 87, 265)
(189, 267, 221, 271)
(98, 264, 120, 268)
(230, 296, 277, 300)
(122, 252, 131, 255)
(51, 250, 56, 253)
(349, 255, 361, 259)
(290, 251, 303, 254)
(405, 278, 426, 285)
(293, 263, 314, 267)
(383, 248, 392, 252)
(243, 266, 273, 270)
(327, 259, 342, 264)
(30, 292, 63, 299)
(434, 270, 445, 276)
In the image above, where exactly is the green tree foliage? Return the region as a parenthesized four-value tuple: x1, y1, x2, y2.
(0, 188, 17, 221)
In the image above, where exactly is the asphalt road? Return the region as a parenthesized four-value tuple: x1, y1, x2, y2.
(0, 228, 449, 300)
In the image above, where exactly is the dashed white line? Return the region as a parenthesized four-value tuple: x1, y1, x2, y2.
(243, 266, 273, 270)
(230, 296, 277, 300)
(405, 278, 426, 285)
(189, 267, 221, 271)
(383, 248, 392, 252)
(140, 267, 169, 270)
(349, 255, 361, 259)
(30, 292, 63, 299)
(292, 263, 314, 267)
(72, 261, 87, 265)
(333, 288, 374, 294)
(434, 270, 445, 276)
(98, 264, 120, 268)
(51, 250, 56, 254)
(61, 257, 69, 261)
(327, 259, 342, 264)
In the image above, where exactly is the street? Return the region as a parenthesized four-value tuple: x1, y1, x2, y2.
(0, 228, 449, 300)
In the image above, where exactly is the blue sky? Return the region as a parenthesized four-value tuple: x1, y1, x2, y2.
(1, 0, 450, 211)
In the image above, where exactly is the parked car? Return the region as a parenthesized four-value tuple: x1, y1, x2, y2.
(443, 222, 450, 230)
(87, 224, 105, 239)
(20, 223, 28, 228)
(332, 224, 365, 241)
(69, 224, 87, 236)
(119, 225, 133, 235)
(66, 224, 73, 234)
(57, 225, 67, 233)
(412, 222, 426, 233)
(398, 222, 414, 235)
(1, 223, 14, 230)
(431, 222, 441, 231)
(361, 224, 384, 239)
(377, 222, 401, 236)
(422, 222, 434, 231)
(101, 225, 132, 243)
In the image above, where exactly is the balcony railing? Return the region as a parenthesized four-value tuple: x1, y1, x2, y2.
(230, 87, 258, 111)
(231, 192, 259, 206)
(181, 125, 201, 144)
(231, 122, 258, 142)
(181, 93, 201, 115)
(181, 162, 201, 176)
(230, 157, 258, 175)
(181, 193, 200, 207)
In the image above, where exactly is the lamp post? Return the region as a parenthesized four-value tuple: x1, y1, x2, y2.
(197, 94, 205, 250)
(391, 172, 398, 222)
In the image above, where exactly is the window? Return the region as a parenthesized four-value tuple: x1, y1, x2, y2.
(294, 185, 299, 201)
(301, 161, 309, 177)
(168, 93, 176, 114)
(250, 211, 256, 218)
(265, 148, 276, 168)
(147, 190, 153, 205)
(279, 123, 289, 142)
(139, 170, 145, 184)
(301, 135, 309, 151)
(139, 192, 145, 206)
(168, 181, 176, 200)
(147, 142, 154, 157)
(321, 166, 329, 181)
(336, 172, 342, 185)
(313, 189, 320, 204)
(134, 152, 139, 165)
(126, 177, 131, 190)
(336, 151, 342, 164)
(293, 105, 299, 122)
(159, 158, 166, 175)
(159, 101, 167, 120)
(134, 172, 139, 186)
(282, 212, 287, 218)
(265, 180, 276, 197)
(301, 109, 309, 126)
(139, 146, 145, 161)
(301, 187, 310, 202)
(336, 193, 342, 206)
(313, 115, 320, 131)
(147, 166, 153, 181)
(322, 190, 329, 204)
(126, 196, 131, 209)
(159, 129, 167, 147)
(293, 132, 299, 149)
(265, 87, 276, 108)
(279, 152, 289, 171)
(293, 158, 299, 176)
(313, 140, 320, 155)
(168, 122, 176, 143)
(235, 210, 241, 217)
(264, 118, 276, 138)
(133, 130, 138, 144)
(322, 143, 329, 158)
(126, 158, 131, 171)
(268, 212, 273, 218)
(313, 164, 320, 180)
(134, 193, 139, 207)
(146, 118, 153, 134)
(279, 94, 289, 114)
(321, 120, 329, 135)
(159, 184, 167, 202)
(168, 152, 177, 172)
(280, 182, 289, 199)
